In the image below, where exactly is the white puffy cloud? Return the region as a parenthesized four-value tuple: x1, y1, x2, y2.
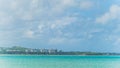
(0, 12, 13, 26)
(24, 30, 34, 38)
(2, 0, 78, 39)
(30, 0, 40, 9)
(79, 0, 94, 10)
(0, 0, 96, 45)
(0, 30, 20, 47)
(106, 35, 120, 46)
(49, 37, 82, 45)
(32, 16, 78, 36)
(50, 16, 77, 29)
(96, 5, 120, 24)
(49, 38, 65, 44)
(10, 0, 20, 10)
(49, 0, 75, 13)
(114, 38, 120, 45)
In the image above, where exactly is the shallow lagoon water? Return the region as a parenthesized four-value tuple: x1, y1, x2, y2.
(0, 55, 120, 68)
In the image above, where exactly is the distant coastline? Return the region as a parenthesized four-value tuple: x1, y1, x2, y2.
(0, 46, 120, 55)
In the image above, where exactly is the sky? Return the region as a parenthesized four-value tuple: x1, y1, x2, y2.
(0, 0, 120, 52)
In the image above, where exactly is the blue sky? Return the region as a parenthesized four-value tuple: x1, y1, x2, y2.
(0, 0, 120, 52)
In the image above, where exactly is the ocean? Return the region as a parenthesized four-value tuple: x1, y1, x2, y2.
(0, 55, 120, 68)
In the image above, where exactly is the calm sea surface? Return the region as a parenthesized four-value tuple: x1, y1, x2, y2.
(0, 55, 120, 68)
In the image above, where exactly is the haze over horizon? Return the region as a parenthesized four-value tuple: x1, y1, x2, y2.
(0, 0, 120, 52)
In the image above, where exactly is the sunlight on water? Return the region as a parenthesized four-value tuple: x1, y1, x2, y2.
(0, 58, 9, 68)
(0, 56, 120, 68)
(106, 61, 120, 68)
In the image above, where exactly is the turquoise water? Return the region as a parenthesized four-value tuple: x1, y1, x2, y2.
(0, 55, 120, 68)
